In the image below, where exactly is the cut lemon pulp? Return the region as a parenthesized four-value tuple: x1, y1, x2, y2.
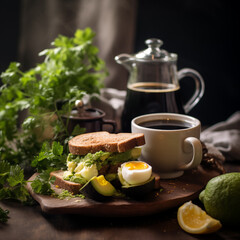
(177, 201, 222, 234)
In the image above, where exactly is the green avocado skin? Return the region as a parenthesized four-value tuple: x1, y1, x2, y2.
(121, 176, 155, 198)
(81, 182, 108, 202)
(80, 177, 115, 202)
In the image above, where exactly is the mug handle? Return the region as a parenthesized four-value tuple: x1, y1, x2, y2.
(101, 119, 117, 133)
(177, 68, 205, 113)
(179, 137, 202, 170)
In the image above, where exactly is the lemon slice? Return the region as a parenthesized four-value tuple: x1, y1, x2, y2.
(177, 201, 222, 234)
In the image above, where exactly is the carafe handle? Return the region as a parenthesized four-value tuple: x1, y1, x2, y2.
(177, 68, 205, 113)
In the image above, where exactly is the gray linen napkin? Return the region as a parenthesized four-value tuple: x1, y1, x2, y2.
(201, 111, 240, 161)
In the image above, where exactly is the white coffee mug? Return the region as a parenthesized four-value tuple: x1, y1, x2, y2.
(131, 113, 202, 179)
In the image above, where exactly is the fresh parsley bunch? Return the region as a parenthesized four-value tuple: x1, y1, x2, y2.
(0, 28, 107, 165)
(0, 28, 108, 208)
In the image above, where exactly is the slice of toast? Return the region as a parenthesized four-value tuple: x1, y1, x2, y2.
(68, 131, 145, 155)
(50, 170, 161, 195)
(50, 170, 83, 195)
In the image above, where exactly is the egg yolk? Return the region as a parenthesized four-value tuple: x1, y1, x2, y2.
(125, 161, 148, 170)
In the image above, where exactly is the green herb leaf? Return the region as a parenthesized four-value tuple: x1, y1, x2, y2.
(0, 161, 31, 203)
(7, 165, 25, 187)
(31, 170, 55, 195)
(52, 141, 63, 156)
(0, 207, 9, 223)
(71, 125, 86, 136)
(32, 141, 66, 172)
(0, 161, 10, 185)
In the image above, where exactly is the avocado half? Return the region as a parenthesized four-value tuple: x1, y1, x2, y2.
(121, 176, 155, 198)
(80, 175, 116, 201)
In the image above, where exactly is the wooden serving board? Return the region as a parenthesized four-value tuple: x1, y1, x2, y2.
(26, 166, 220, 217)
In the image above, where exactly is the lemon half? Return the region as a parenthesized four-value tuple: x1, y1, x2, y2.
(177, 201, 222, 234)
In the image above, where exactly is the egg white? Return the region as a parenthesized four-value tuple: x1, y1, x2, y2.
(67, 161, 77, 172)
(74, 163, 98, 181)
(74, 162, 84, 173)
(120, 161, 152, 185)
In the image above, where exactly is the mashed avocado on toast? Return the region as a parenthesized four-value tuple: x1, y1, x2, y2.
(63, 148, 142, 184)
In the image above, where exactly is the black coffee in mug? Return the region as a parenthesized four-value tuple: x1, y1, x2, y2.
(139, 119, 192, 130)
(131, 113, 202, 179)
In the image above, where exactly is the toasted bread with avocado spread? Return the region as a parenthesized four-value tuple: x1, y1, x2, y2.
(68, 131, 145, 155)
(51, 131, 146, 194)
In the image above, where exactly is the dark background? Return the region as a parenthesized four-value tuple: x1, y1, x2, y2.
(1, 0, 239, 126)
(0, 1, 21, 73)
(134, 0, 240, 125)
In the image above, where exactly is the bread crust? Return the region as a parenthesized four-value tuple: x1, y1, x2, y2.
(50, 170, 83, 195)
(68, 131, 145, 155)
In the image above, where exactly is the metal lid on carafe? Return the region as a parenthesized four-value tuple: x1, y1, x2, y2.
(135, 38, 177, 62)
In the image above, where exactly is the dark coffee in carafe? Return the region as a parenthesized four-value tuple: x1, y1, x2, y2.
(121, 82, 184, 132)
(115, 38, 205, 133)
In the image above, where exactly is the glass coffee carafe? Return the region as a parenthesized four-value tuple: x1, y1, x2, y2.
(115, 38, 205, 132)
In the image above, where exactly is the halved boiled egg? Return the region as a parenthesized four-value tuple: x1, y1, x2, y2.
(119, 161, 152, 185)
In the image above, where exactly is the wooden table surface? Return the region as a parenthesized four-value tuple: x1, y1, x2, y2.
(1, 162, 240, 240)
